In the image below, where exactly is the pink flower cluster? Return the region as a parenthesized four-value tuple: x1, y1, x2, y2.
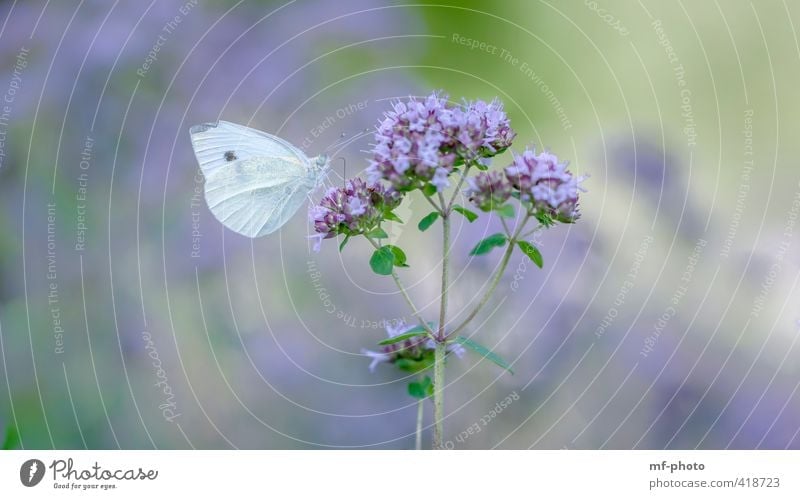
(367, 92, 515, 193)
(465, 170, 512, 211)
(467, 148, 586, 222)
(309, 178, 400, 250)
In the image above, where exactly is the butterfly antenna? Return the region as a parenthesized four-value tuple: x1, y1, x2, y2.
(323, 132, 348, 155)
(328, 128, 371, 157)
(325, 157, 345, 184)
(328, 157, 347, 187)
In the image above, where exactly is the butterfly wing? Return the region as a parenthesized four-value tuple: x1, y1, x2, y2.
(262, 179, 314, 235)
(189, 121, 314, 238)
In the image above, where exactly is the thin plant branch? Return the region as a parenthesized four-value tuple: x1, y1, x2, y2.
(365, 237, 438, 340)
(449, 212, 531, 338)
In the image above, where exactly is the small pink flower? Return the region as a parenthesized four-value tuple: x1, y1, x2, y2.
(505, 148, 586, 222)
(309, 178, 401, 244)
(367, 91, 516, 194)
(466, 170, 512, 211)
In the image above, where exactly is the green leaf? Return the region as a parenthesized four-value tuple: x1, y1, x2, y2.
(377, 323, 432, 345)
(535, 211, 555, 227)
(454, 336, 515, 374)
(496, 204, 515, 218)
(369, 247, 394, 275)
(469, 233, 508, 256)
(555, 212, 577, 224)
(517, 240, 543, 268)
(452, 204, 478, 223)
(369, 244, 410, 275)
(385, 245, 409, 267)
(384, 211, 404, 223)
(422, 183, 437, 197)
(474, 161, 489, 171)
(408, 376, 433, 399)
(339, 235, 350, 252)
(404, 323, 432, 334)
(394, 355, 434, 374)
(367, 227, 389, 239)
(2, 426, 19, 450)
(378, 330, 424, 346)
(418, 211, 440, 231)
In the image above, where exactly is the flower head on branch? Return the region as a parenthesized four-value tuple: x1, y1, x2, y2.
(466, 147, 586, 224)
(454, 98, 516, 160)
(309, 178, 401, 250)
(361, 321, 465, 373)
(505, 148, 586, 223)
(465, 170, 512, 211)
(367, 91, 516, 193)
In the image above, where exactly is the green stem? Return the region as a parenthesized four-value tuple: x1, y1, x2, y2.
(451, 241, 515, 337)
(450, 213, 531, 338)
(500, 216, 511, 237)
(415, 396, 424, 450)
(520, 224, 544, 239)
(446, 165, 471, 212)
(432, 191, 452, 449)
(429, 164, 474, 449)
(433, 341, 446, 448)
(422, 192, 443, 214)
(438, 211, 450, 342)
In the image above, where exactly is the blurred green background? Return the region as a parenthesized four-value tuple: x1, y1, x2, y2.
(1, 0, 799, 449)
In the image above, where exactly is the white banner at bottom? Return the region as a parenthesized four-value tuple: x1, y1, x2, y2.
(1, 450, 797, 497)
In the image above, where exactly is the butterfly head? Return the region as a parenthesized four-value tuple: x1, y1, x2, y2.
(310, 154, 331, 186)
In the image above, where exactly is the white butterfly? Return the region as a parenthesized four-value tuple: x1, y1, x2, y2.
(189, 120, 330, 238)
